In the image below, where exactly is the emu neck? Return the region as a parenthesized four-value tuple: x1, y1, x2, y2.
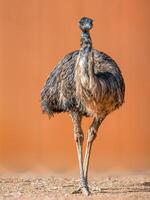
(76, 30, 95, 91)
(80, 31, 92, 53)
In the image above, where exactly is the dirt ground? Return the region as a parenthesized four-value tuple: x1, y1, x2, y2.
(0, 173, 150, 200)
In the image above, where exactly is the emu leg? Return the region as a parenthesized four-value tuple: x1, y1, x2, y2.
(70, 112, 90, 196)
(83, 117, 102, 190)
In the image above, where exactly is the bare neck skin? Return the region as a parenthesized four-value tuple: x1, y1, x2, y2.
(80, 30, 92, 54)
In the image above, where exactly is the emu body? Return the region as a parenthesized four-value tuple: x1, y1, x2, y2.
(41, 17, 125, 195)
(41, 49, 124, 117)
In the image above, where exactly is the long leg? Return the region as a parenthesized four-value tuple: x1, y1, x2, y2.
(83, 117, 103, 188)
(70, 112, 89, 195)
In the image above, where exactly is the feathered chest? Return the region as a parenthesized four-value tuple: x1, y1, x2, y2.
(75, 54, 103, 116)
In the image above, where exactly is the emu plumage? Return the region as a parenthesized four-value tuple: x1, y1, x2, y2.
(41, 17, 125, 195)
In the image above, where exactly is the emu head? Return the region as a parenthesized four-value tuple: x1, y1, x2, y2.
(79, 17, 93, 32)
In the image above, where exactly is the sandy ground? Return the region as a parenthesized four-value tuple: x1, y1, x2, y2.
(0, 173, 150, 200)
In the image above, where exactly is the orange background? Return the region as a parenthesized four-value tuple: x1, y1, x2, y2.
(0, 0, 150, 172)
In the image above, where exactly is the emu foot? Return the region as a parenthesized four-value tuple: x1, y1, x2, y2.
(72, 185, 91, 196)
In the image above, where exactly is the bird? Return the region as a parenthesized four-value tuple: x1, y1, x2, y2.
(40, 17, 125, 195)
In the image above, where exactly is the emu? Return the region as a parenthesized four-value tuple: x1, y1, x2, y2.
(40, 17, 125, 195)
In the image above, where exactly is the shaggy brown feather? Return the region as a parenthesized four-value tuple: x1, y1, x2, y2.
(41, 49, 125, 118)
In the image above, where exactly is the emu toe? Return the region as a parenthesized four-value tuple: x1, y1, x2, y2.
(72, 185, 91, 196)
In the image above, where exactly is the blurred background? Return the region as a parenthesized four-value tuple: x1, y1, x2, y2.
(0, 0, 150, 173)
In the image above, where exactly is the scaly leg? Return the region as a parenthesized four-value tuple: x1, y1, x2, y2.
(70, 112, 90, 196)
(83, 117, 103, 190)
